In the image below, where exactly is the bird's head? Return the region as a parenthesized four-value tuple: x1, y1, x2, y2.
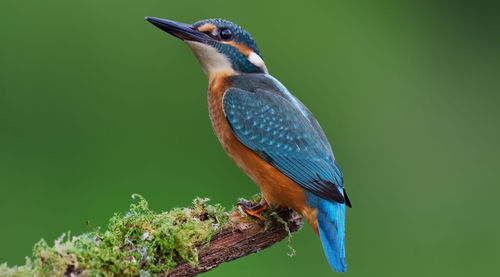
(146, 17, 267, 79)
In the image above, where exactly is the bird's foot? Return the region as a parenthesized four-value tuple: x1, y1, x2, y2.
(237, 200, 269, 220)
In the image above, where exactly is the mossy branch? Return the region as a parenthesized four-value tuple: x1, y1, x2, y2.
(1, 195, 303, 277)
(165, 207, 302, 277)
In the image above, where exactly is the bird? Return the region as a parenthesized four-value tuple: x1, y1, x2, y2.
(146, 17, 352, 272)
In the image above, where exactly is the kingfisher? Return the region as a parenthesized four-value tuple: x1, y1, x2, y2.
(146, 17, 352, 272)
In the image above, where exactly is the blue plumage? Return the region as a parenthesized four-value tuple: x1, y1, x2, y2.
(223, 74, 346, 204)
(306, 192, 346, 272)
(223, 74, 349, 272)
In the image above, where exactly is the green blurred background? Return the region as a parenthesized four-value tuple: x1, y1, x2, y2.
(1, 0, 499, 276)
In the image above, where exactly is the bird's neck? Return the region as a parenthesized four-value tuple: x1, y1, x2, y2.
(206, 73, 244, 122)
(207, 73, 235, 146)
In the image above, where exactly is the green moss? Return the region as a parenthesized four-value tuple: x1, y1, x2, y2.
(272, 213, 296, 257)
(0, 258, 34, 277)
(1, 195, 229, 277)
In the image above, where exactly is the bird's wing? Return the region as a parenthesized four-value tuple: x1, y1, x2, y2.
(223, 87, 348, 204)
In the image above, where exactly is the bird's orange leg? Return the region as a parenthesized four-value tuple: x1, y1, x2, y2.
(237, 198, 269, 220)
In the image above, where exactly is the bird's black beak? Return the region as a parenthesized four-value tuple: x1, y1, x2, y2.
(146, 17, 210, 43)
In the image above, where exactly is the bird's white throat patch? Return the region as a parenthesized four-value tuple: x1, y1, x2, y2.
(185, 41, 236, 78)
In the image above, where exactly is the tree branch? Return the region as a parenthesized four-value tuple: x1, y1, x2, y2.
(165, 208, 303, 277)
(0, 196, 304, 277)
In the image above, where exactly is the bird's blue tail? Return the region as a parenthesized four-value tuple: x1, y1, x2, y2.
(307, 191, 346, 272)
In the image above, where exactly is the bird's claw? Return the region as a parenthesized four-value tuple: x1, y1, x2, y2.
(237, 200, 269, 220)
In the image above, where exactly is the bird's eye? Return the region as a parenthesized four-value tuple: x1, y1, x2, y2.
(220, 28, 233, 40)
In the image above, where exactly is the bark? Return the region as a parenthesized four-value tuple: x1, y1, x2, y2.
(163, 209, 303, 277)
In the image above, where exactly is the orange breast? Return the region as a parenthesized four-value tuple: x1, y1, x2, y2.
(207, 74, 319, 234)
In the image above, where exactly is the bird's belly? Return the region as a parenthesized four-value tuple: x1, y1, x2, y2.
(207, 77, 317, 230)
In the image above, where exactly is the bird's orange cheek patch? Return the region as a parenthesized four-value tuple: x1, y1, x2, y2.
(221, 41, 254, 56)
